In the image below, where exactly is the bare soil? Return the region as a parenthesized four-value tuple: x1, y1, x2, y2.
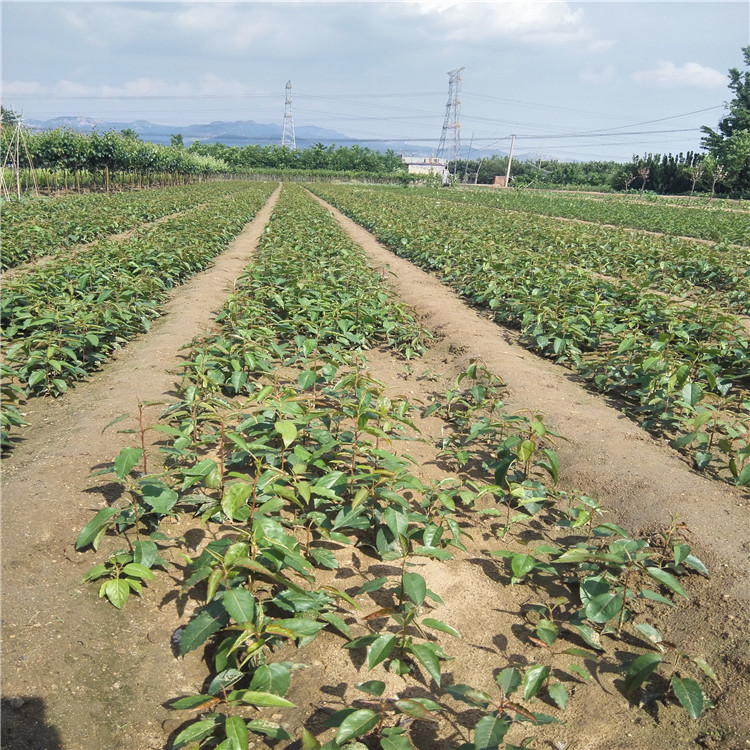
(2, 185, 749, 750)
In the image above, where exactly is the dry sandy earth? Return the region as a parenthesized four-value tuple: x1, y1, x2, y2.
(2, 184, 749, 750)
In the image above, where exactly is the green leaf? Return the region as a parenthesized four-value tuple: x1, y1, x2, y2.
(535, 619, 558, 647)
(584, 591, 623, 624)
(625, 653, 663, 694)
(634, 623, 663, 648)
(522, 664, 550, 700)
(246, 719, 291, 740)
(228, 690, 295, 708)
(76, 506, 119, 550)
(672, 543, 690, 565)
(298, 370, 317, 390)
(170, 694, 218, 710)
(356, 576, 388, 595)
(473, 713, 509, 750)
(28, 370, 47, 388)
(394, 698, 440, 721)
(275, 420, 298, 449)
(222, 483, 253, 522)
(301, 727, 321, 750)
(133, 539, 158, 568)
(511, 553, 536, 580)
(683, 554, 709, 577)
(140, 482, 178, 513)
(422, 618, 460, 637)
(568, 664, 591, 682)
(172, 717, 219, 749)
(320, 611, 351, 638)
(273, 618, 326, 639)
(356, 680, 386, 697)
(381, 729, 413, 750)
(671, 676, 704, 719)
(224, 716, 249, 750)
(122, 563, 155, 581)
(681, 382, 703, 407)
(692, 657, 718, 683)
(82, 564, 109, 582)
(114, 446, 143, 479)
(411, 642, 442, 687)
(249, 663, 292, 696)
(547, 682, 569, 710)
(310, 547, 339, 569)
(223, 588, 256, 625)
(645, 566, 688, 600)
(103, 579, 130, 608)
(180, 601, 229, 656)
(496, 667, 522, 697)
(445, 684, 493, 706)
(335, 709, 379, 745)
(367, 633, 396, 669)
(554, 547, 592, 564)
(402, 571, 427, 606)
(208, 669, 244, 696)
(539, 448, 560, 485)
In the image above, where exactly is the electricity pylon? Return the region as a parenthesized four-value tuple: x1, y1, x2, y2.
(281, 80, 296, 150)
(436, 67, 464, 170)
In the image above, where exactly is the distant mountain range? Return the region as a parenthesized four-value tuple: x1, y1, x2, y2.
(25, 116, 450, 156)
(25, 116, 517, 159)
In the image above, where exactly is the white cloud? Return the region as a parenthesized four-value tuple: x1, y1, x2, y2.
(17, 75, 253, 100)
(398, 1, 613, 50)
(60, 4, 158, 48)
(632, 61, 726, 89)
(2, 80, 47, 96)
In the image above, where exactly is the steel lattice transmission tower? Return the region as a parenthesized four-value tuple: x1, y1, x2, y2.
(436, 67, 464, 168)
(281, 80, 296, 150)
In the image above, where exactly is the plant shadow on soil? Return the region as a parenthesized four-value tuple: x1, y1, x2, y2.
(1, 697, 64, 750)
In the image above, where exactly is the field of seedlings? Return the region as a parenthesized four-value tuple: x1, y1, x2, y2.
(309, 184, 750, 486)
(2, 182, 749, 750)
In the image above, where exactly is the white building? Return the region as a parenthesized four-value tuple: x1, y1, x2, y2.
(401, 155, 449, 181)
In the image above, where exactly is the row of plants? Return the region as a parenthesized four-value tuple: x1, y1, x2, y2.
(1, 181, 254, 271)
(77, 185, 717, 750)
(307, 184, 750, 486)
(440, 187, 750, 246)
(335, 186, 749, 313)
(0, 182, 278, 451)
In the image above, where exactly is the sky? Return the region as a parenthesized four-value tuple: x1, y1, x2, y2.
(2, 0, 748, 162)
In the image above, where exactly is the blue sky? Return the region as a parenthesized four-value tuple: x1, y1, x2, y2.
(2, 1, 748, 161)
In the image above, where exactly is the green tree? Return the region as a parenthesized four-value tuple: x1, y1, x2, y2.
(701, 46, 750, 192)
(1, 105, 21, 129)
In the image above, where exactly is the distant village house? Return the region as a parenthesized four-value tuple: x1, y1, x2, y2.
(401, 155, 449, 183)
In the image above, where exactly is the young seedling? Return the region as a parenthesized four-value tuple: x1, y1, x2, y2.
(308, 679, 443, 750)
(446, 666, 559, 750)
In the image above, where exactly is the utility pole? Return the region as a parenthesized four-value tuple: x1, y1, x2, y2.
(436, 67, 464, 174)
(504, 134, 516, 188)
(281, 80, 296, 150)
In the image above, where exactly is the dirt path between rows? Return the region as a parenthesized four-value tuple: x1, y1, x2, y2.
(2, 183, 749, 750)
